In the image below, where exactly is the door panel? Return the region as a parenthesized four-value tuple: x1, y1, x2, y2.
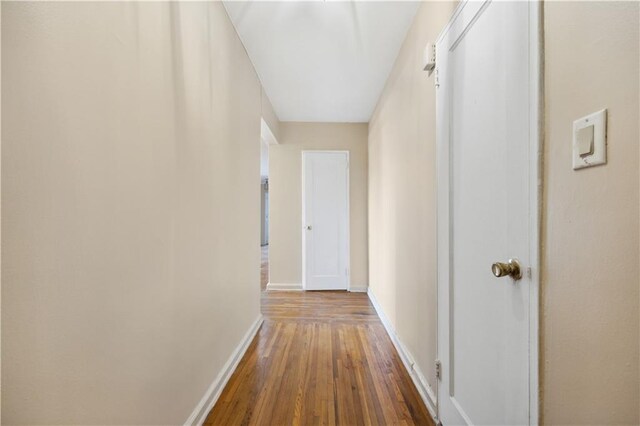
(303, 152, 349, 290)
(436, 1, 535, 424)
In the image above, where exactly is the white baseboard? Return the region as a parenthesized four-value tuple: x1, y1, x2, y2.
(367, 289, 438, 423)
(266, 282, 303, 291)
(184, 315, 264, 426)
(349, 285, 368, 293)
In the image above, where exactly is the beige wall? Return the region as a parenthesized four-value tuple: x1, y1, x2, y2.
(269, 122, 368, 289)
(2, 2, 262, 424)
(542, 2, 639, 423)
(368, 0, 457, 394)
(370, 2, 640, 422)
(0, 2, 3, 421)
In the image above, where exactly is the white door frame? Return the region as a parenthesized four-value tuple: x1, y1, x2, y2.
(434, 1, 542, 424)
(301, 150, 351, 291)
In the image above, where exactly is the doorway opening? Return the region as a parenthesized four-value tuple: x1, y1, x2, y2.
(260, 176, 269, 291)
(260, 118, 276, 292)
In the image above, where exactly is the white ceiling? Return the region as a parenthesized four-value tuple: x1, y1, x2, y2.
(223, 1, 421, 123)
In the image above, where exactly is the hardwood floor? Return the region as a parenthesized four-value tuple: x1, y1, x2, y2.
(204, 290, 434, 425)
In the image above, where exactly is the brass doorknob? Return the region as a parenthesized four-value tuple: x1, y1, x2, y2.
(491, 259, 522, 280)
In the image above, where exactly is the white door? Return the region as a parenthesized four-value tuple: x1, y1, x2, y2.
(302, 151, 349, 290)
(436, 1, 539, 425)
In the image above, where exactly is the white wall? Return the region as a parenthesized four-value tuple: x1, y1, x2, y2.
(2, 2, 262, 423)
(269, 122, 368, 290)
(260, 135, 269, 178)
(367, 0, 457, 397)
(261, 89, 280, 143)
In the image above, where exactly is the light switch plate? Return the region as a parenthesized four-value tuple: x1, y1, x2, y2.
(573, 109, 607, 170)
(423, 43, 436, 73)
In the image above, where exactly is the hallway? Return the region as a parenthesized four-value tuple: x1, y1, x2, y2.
(204, 290, 433, 425)
(2, 1, 639, 424)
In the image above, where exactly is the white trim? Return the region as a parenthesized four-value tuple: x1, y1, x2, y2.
(184, 315, 264, 426)
(367, 289, 438, 423)
(265, 282, 303, 291)
(260, 118, 278, 146)
(435, 0, 467, 45)
(301, 150, 351, 291)
(348, 285, 368, 293)
(528, 1, 542, 423)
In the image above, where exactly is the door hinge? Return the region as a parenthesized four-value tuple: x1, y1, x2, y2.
(435, 360, 442, 380)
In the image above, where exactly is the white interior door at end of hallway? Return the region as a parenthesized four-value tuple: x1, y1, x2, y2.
(302, 151, 349, 291)
(436, 1, 540, 425)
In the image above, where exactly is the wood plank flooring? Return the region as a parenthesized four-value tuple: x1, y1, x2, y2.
(204, 290, 434, 425)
